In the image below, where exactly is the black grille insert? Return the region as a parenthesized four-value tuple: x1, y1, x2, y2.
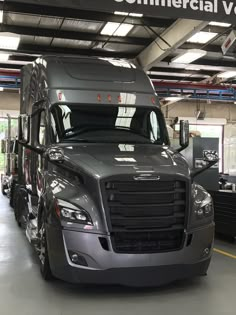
(112, 230, 184, 253)
(103, 179, 187, 253)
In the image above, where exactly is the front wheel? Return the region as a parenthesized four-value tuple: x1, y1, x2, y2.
(9, 181, 16, 207)
(38, 221, 53, 281)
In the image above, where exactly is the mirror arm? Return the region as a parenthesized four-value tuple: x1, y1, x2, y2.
(176, 143, 189, 153)
(19, 142, 46, 155)
(191, 159, 219, 180)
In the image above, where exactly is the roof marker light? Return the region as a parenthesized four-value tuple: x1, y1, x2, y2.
(58, 92, 63, 101)
(97, 94, 102, 102)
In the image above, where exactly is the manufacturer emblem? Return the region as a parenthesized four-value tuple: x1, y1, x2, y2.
(134, 174, 161, 181)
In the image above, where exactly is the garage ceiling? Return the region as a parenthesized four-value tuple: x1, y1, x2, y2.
(0, 0, 236, 101)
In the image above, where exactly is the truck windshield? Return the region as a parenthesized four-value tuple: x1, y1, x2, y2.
(50, 104, 167, 145)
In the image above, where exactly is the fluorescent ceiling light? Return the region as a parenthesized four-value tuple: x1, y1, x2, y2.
(187, 31, 218, 44)
(0, 33, 20, 50)
(165, 97, 183, 102)
(0, 53, 9, 61)
(172, 49, 207, 64)
(209, 21, 231, 27)
(114, 11, 143, 17)
(115, 24, 133, 36)
(101, 22, 133, 37)
(129, 13, 143, 17)
(0, 10, 3, 23)
(186, 66, 201, 71)
(101, 22, 120, 36)
(114, 11, 129, 16)
(217, 71, 236, 79)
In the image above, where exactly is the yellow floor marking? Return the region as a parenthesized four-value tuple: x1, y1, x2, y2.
(214, 248, 236, 259)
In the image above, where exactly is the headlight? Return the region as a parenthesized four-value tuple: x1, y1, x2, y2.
(57, 204, 93, 226)
(61, 207, 93, 225)
(192, 183, 214, 224)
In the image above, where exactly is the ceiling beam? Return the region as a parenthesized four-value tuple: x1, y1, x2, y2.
(153, 81, 236, 90)
(0, 63, 23, 70)
(162, 49, 236, 67)
(0, 44, 136, 59)
(0, 2, 174, 28)
(0, 24, 152, 46)
(152, 61, 236, 74)
(191, 58, 236, 68)
(150, 75, 203, 82)
(137, 19, 209, 71)
(202, 25, 232, 34)
(149, 67, 217, 76)
(181, 43, 223, 53)
(9, 55, 36, 62)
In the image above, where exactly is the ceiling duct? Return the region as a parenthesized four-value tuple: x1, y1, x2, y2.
(196, 110, 206, 120)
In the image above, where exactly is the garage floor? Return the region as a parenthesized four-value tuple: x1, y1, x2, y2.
(0, 194, 236, 315)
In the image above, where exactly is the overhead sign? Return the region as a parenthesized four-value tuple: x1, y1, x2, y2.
(8, 0, 236, 25)
(221, 30, 236, 55)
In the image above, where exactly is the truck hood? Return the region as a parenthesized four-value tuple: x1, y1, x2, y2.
(61, 143, 190, 179)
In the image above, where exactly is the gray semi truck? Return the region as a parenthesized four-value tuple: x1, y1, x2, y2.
(12, 56, 216, 286)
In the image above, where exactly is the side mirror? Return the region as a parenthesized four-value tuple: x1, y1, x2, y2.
(46, 147, 64, 163)
(203, 150, 218, 162)
(18, 114, 30, 144)
(1, 140, 6, 153)
(13, 140, 18, 155)
(191, 150, 219, 179)
(177, 120, 189, 153)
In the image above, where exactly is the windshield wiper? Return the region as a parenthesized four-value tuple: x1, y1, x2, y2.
(61, 139, 91, 143)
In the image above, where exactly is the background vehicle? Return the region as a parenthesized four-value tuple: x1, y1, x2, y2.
(1, 115, 18, 200)
(12, 56, 217, 286)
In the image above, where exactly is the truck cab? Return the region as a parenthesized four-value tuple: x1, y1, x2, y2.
(13, 56, 215, 286)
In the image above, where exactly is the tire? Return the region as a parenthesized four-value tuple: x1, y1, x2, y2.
(13, 188, 21, 225)
(18, 191, 28, 230)
(14, 187, 28, 229)
(9, 181, 16, 208)
(38, 216, 53, 281)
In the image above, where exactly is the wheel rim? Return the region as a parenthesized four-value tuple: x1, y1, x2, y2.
(39, 224, 46, 266)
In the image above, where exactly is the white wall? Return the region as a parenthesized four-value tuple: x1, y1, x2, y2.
(163, 100, 236, 175)
(0, 92, 20, 117)
(164, 100, 236, 122)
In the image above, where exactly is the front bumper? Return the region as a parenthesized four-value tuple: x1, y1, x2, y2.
(46, 223, 214, 286)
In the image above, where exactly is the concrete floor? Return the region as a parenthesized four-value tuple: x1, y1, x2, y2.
(0, 194, 236, 315)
